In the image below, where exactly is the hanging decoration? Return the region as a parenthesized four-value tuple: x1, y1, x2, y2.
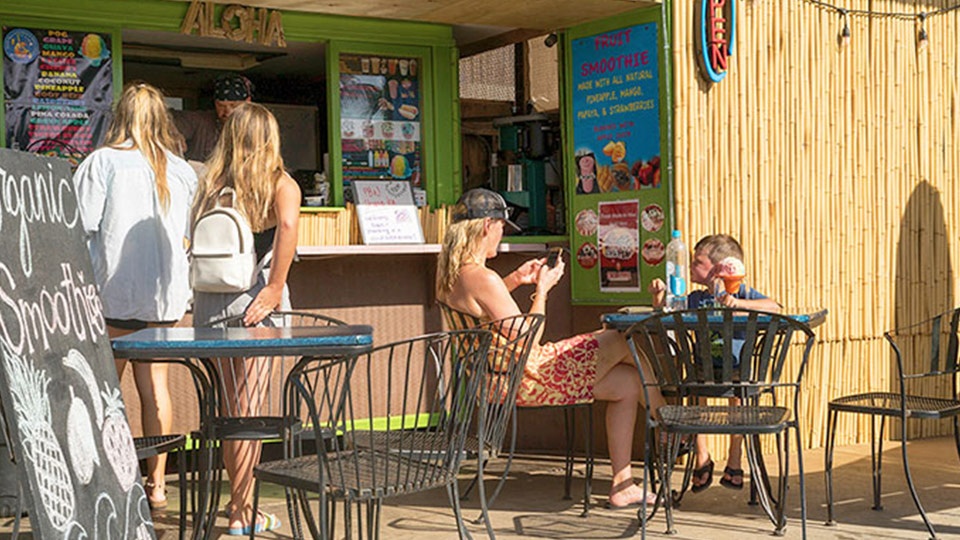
(803, 0, 960, 49)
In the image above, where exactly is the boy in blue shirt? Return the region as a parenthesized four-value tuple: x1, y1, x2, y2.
(649, 234, 780, 492)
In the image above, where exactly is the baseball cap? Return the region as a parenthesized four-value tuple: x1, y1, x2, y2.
(213, 74, 254, 102)
(452, 188, 521, 232)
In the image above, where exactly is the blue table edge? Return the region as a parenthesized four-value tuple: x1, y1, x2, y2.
(602, 309, 829, 327)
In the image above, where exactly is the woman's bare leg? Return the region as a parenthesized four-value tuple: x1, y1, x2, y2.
(107, 324, 172, 505)
(220, 356, 271, 530)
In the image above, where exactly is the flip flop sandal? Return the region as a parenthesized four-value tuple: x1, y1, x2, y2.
(144, 481, 167, 510)
(719, 466, 744, 490)
(227, 511, 281, 536)
(690, 459, 714, 493)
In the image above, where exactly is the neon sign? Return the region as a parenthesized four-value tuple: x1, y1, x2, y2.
(698, 0, 736, 83)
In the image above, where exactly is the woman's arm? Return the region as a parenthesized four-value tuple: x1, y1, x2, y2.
(502, 257, 545, 292)
(243, 173, 301, 326)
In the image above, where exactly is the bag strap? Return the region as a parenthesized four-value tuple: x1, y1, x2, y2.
(215, 186, 238, 209)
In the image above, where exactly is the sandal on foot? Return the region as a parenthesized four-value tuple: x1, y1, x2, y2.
(227, 510, 281, 536)
(691, 459, 714, 493)
(719, 466, 744, 490)
(144, 481, 167, 510)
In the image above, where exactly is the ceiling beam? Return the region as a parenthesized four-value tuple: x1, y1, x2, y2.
(459, 28, 546, 58)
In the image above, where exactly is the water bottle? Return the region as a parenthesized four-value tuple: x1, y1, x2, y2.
(665, 230, 689, 311)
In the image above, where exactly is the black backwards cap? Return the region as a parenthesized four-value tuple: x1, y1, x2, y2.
(452, 188, 521, 232)
(213, 74, 254, 101)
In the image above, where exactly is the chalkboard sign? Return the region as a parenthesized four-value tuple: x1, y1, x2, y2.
(353, 180, 424, 244)
(0, 150, 155, 538)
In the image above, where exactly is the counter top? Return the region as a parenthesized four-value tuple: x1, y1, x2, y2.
(297, 243, 550, 258)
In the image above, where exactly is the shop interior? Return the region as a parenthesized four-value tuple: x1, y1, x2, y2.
(120, 26, 565, 236)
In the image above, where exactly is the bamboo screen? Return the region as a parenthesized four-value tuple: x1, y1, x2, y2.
(670, 0, 960, 450)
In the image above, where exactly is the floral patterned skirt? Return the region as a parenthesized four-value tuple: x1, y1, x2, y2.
(515, 333, 599, 407)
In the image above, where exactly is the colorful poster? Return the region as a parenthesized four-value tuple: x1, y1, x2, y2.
(339, 53, 422, 192)
(3, 27, 113, 166)
(598, 200, 640, 292)
(571, 23, 661, 194)
(567, 14, 671, 305)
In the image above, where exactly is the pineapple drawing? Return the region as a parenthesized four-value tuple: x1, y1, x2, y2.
(1, 342, 76, 531)
(101, 385, 139, 491)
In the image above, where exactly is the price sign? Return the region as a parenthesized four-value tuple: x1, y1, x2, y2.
(352, 180, 423, 244)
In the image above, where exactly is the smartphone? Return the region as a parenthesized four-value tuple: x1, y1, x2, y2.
(546, 248, 562, 268)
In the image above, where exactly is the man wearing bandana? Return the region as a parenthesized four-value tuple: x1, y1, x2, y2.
(172, 74, 254, 162)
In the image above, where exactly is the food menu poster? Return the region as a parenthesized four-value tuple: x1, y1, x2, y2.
(3, 27, 113, 166)
(568, 20, 672, 304)
(339, 53, 422, 192)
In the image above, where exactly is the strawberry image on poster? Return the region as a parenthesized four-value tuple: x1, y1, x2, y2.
(576, 242, 599, 269)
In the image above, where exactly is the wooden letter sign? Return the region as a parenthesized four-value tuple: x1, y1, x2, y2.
(181, 1, 286, 47)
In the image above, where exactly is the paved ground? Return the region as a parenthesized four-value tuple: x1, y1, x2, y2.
(3, 437, 960, 539)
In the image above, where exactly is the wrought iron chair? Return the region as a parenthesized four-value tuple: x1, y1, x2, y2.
(625, 307, 816, 538)
(825, 307, 960, 539)
(201, 310, 346, 537)
(251, 329, 493, 540)
(440, 303, 595, 520)
(135, 434, 188, 539)
(437, 309, 544, 538)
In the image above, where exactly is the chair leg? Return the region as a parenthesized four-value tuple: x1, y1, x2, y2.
(773, 431, 789, 536)
(953, 416, 960, 466)
(581, 404, 593, 517)
(795, 425, 807, 540)
(176, 446, 187, 540)
(901, 419, 938, 539)
(658, 432, 678, 535)
(474, 447, 497, 539)
(870, 415, 886, 511)
(745, 433, 777, 527)
(249, 478, 261, 540)
(824, 407, 839, 525)
(474, 413, 519, 525)
(448, 480, 475, 540)
(563, 407, 574, 500)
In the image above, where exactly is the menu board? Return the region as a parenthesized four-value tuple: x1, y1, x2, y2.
(568, 19, 671, 304)
(3, 27, 113, 166)
(0, 149, 154, 539)
(339, 53, 423, 191)
(353, 179, 424, 244)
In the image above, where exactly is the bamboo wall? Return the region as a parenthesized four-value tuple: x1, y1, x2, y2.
(670, 0, 960, 449)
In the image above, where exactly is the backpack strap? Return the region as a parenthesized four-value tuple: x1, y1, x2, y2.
(216, 186, 238, 209)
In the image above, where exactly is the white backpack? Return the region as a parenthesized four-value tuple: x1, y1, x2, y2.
(189, 187, 259, 293)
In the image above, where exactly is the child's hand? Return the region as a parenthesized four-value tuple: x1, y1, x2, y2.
(717, 292, 739, 309)
(648, 278, 666, 307)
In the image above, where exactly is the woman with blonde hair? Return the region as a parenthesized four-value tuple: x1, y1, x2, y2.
(73, 81, 197, 509)
(437, 188, 667, 509)
(190, 102, 300, 535)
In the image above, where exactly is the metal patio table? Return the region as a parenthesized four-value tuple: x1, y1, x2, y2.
(112, 324, 374, 539)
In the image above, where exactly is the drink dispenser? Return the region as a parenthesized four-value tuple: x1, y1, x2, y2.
(492, 114, 557, 234)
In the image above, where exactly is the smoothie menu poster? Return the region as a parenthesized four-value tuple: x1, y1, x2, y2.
(568, 20, 671, 304)
(339, 53, 422, 192)
(3, 27, 113, 166)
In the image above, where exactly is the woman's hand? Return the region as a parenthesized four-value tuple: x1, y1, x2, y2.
(243, 283, 284, 326)
(506, 258, 545, 289)
(535, 258, 565, 296)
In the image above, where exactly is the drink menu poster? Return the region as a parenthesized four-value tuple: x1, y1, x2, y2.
(3, 27, 113, 166)
(567, 16, 672, 304)
(339, 53, 422, 192)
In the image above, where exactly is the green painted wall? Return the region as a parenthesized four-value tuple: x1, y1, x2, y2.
(0, 0, 461, 206)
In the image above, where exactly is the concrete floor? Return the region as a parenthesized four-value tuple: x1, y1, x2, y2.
(3, 437, 960, 539)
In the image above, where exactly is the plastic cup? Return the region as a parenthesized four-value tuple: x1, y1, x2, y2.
(721, 275, 744, 294)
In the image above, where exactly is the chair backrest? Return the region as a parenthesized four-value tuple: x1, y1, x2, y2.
(438, 303, 545, 456)
(626, 307, 816, 398)
(884, 307, 960, 390)
(291, 329, 493, 500)
(206, 310, 346, 422)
